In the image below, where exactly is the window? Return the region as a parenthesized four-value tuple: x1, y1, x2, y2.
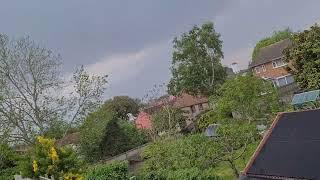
(198, 104, 204, 111)
(255, 66, 261, 73)
(272, 59, 287, 68)
(286, 75, 295, 84)
(255, 65, 266, 74)
(275, 75, 295, 87)
(277, 77, 287, 87)
(191, 105, 196, 113)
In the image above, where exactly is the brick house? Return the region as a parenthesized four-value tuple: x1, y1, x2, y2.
(173, 93, 209, 120)
(249, 39, 300, 102)
(249, 39, 294, 87)
(135, 93, 209, 130)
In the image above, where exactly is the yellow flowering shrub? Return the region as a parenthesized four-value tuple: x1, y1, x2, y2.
(63, 172, 84, 180)
(32, 160, 38, 173)
(49, 147, 59, 163)
(19, 136, 83, 179)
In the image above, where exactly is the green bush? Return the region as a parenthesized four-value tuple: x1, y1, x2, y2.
(0, 167, 19, 180)
(19, 137, 83, 179)
(139, 134, 222, 179)
(0, 143, 19, 179)
(84, 161, 129, 180)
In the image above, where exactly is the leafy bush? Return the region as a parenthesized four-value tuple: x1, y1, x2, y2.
(19, 137, 83, 179)
(140, 119, 259, 179)
(140, 134, 222, 179)
(0, 143, 19, 179)
(196, 110, 220, 132)
(84, 161, 129, 180)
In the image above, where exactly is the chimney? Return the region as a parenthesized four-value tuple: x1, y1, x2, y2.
(231, 62, 240, 74)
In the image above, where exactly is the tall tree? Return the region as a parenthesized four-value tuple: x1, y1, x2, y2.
(211, 75, 280, 123)
(168, 22, 226, 96)
(103, 96, 141, 120)
(0, 35, 107, 143)
(151, 106, 185, 135)
(215, 120, 257, 178)
(284, 24, 320, 90)
(79, 107, 147, 162)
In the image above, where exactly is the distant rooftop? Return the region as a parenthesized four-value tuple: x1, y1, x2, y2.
(249, 39, 292, 68)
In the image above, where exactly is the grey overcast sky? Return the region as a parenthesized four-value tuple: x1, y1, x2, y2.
(1, 0, 319, 98)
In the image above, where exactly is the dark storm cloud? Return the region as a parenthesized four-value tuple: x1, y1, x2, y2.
(1, 0, 320, 98)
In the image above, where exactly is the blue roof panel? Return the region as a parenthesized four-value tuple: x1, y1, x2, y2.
(291, 90, 320, 105)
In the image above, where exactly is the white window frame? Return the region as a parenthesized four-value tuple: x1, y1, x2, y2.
(272, 58, 287, 69)
(275, 74, 294, 87)
(255, 66, 261, 74)
(261, 65, 266, 72)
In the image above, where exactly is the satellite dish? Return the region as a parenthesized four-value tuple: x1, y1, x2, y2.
(205, 124, 220, 137)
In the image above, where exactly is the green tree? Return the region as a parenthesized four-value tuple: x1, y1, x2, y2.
(211, 75, 280, 123)
(140, 122, 258, 179)
(100, 118, 147, 158)
(140, 134, 222, 179)
(252, 28, 292, 60)
(0, 35, 107, 143)
(168, 22, 226, 96)
(151, 107, 186, 135)
(284, 24, 320, 90)
(0, 143, 19, 180)
(79, 109, 112, 162)
(80, 107, 147, 162)
(215, 120, 257, 178)
(103, 96, 141, 120)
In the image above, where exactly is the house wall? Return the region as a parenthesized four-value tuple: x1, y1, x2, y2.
(181, 102, 210, 120)
(252, 60, 299, 103)
(253, 60, 290, 79)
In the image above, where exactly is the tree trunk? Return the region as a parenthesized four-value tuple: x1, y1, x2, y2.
(228, 159, 239, 178)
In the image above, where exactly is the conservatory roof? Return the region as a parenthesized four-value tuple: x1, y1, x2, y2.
(291, 90, 320, 106)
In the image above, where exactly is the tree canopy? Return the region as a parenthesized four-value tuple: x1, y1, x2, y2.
(140, 134, 222, 179)
(151, 106, 186, 135)
(284, 24, 320, 90)
(168, 22, 226, 96)
(79, 103, 147, 162)
(252, 28, 292, 60)
(0, 35, 107, 144)
(103, 96, 141, 120)
(199, 75, 280, 129)
(140, 120, 257, 179)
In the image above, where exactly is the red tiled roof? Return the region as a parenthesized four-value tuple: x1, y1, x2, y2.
(173, 93, 208, 108)
(144, 93, 208, 111)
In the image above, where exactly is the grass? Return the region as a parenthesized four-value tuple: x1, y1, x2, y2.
(212, 142, 259, 179)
